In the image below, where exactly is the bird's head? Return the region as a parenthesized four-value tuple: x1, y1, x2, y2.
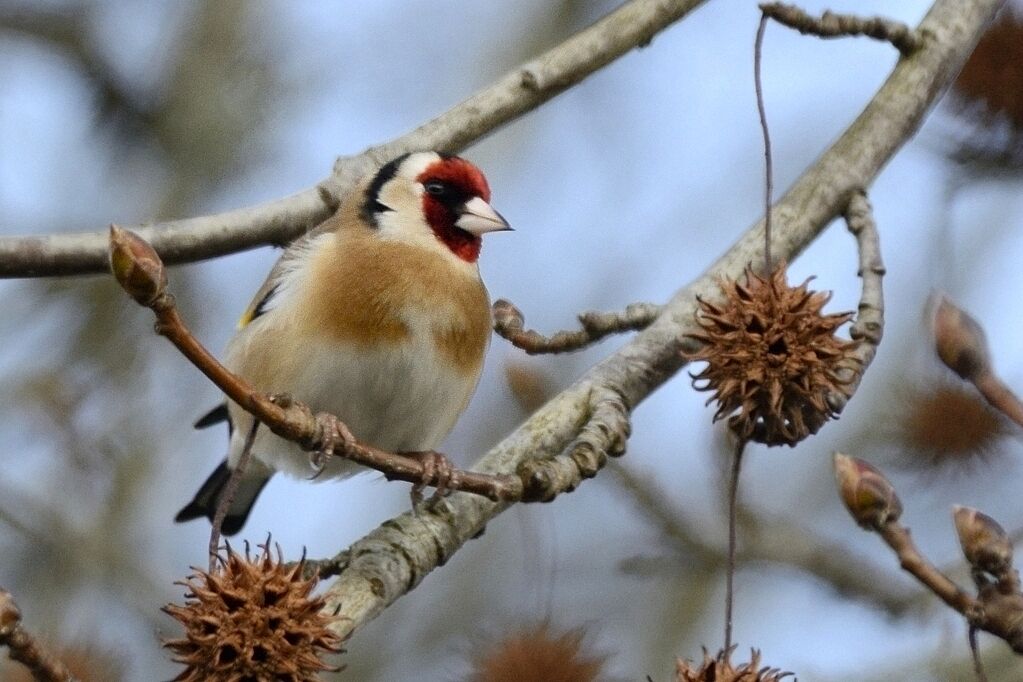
(361, 151, 511, 263)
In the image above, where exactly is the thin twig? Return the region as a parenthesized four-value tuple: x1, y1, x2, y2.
(0, 0, 707, 277)
(493, 299, 662, 355)
(828, 190, 886, 414)
(611, 461, 920, 615)
(875, 522, 976, 614)
(208, 420, 259, 572)
(969, 626, 989, 682)
(973, 373, 1023, 431)
(837, 455, 1023, 654)
(754, 13, 773, 272)
(723, 438, 746, 654)
(0, 588, 77, 682)
(760, 2, 924, 55)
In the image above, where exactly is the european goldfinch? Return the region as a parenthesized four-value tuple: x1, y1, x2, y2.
(175, 151, 510, 535)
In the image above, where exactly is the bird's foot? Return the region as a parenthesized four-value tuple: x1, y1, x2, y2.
(402, 450, 461, 510)
(308, 412, 356, 480)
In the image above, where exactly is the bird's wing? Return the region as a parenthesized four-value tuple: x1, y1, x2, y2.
(235, 230, 330, 329)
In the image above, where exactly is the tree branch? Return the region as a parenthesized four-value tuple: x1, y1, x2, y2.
(760, 2, 924, 55)
(492, 299, 663, 354)
(828, 190, 886, 413)
(0, 588, 77, 682)
(0, 0, 707, 277)
(314, 0, 1004, 641)
(837, 455, 1023, 654)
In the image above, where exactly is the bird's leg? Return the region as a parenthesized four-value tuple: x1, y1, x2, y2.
(401, 451, 461, 509)
(308, 410, 355, 479)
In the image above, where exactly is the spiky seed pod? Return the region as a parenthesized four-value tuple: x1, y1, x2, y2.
(504, 361, 556, 414)
(675, 649, 792, 682)
(894, 382, 1007, 471)
(163, 543, 342, 682)
(949, 6, 1023, 160)
(687, 265, 859, 446)
(468, 623, 606, 682)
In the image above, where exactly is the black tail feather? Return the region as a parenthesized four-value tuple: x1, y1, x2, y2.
(175, 461, 269, 536)
(194, 403, 230, 430)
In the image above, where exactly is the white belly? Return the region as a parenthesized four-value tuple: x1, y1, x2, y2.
(225, 333, 480, 480)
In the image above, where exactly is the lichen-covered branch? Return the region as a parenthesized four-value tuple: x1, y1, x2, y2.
(0, 588, 77, 682)
(493, 299, 662, 354)
(516, 386, 631, 501)
(315, 0, 1003, 641)
(828, 189, 886, 413)
(760, 2, 923, 55)
(0, 0, 706, 277)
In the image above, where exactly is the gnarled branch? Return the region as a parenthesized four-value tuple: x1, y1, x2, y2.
(761, 2, 923, 55)
(493, 299, 662, 354)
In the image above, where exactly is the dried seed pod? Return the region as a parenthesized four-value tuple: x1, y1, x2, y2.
(949, 7, 1023, 162)
(834, 453, 903, 529)
(675, 648, 792, 682)
(687, 265, 859, 446)
(163, 542, 342, 681)
(503, 361, 556, 413)
(468, 623, 605, 682)
(893, 381, 1008, 472)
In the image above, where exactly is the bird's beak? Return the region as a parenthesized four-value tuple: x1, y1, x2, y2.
(456, 196, 512, 236)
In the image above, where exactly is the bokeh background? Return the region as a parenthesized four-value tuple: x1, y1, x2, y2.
(2, 0, 1023, 679)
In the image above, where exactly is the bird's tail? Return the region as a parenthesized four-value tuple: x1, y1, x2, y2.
(174, 461, 269, 536)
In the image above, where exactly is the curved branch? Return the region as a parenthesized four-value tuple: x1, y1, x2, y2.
(317, 0, 1004, 640)
(493, 299, 663, 354)
(0, 589, 78, 682)
(828, 189, 886, 414)
(761, 2, 924, 55)
(0, 0, 707, 277)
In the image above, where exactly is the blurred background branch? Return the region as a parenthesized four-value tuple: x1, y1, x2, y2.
(0, 0, 707, 277)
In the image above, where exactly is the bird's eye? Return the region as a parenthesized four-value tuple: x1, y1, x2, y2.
(425, 181, 447, 196)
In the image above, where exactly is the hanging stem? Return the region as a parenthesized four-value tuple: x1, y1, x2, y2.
(969, 626, 988, 682)
(755, 12, 774, 272)
(724, 437, 747, 654)
(208, 419, 260, 572)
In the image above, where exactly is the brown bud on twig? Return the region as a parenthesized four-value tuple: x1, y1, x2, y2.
(930, 293, 991, 382)
(108, 225, 167, 306)
(833, 453, 902, 529)
(0, 589, 21, 632)
(953, 505, 1014, 577)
